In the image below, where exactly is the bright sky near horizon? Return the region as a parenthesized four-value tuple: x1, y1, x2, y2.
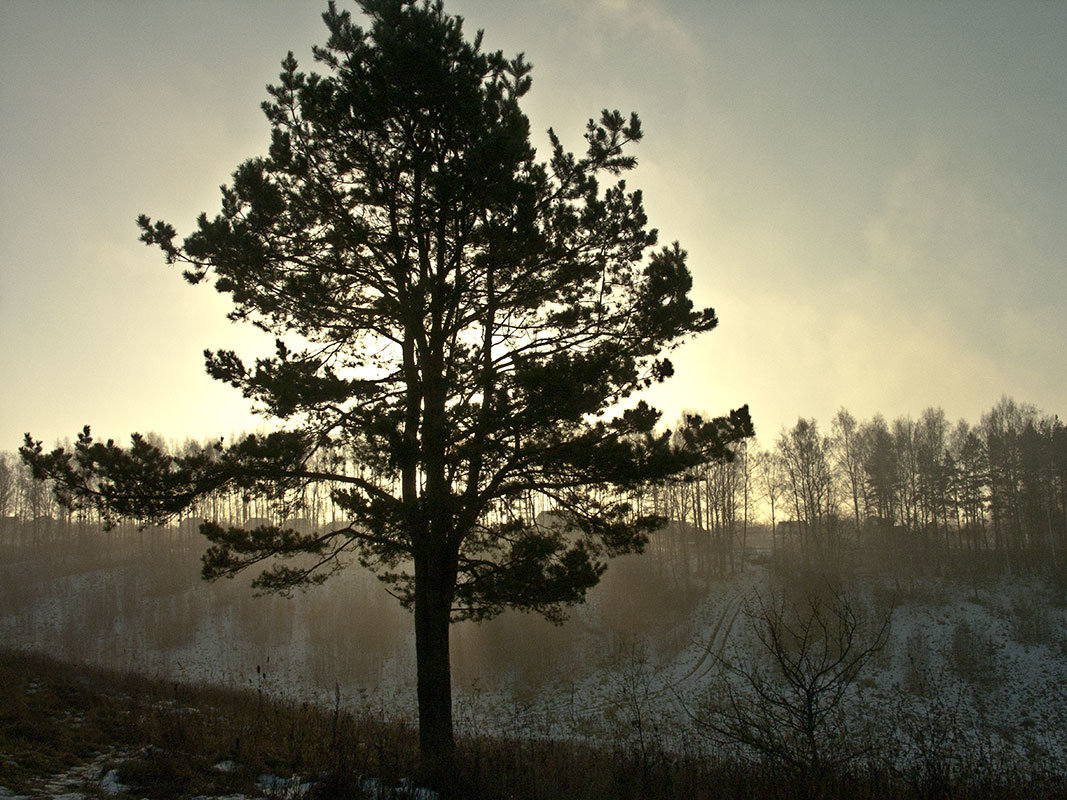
(2, 0, 1065, 452)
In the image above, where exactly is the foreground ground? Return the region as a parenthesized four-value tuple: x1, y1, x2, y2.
(1, 650, 1065, 800)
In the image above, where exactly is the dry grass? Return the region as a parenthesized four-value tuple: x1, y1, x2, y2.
(1, 648, 1064, 800)
(0, 648, 413, 798)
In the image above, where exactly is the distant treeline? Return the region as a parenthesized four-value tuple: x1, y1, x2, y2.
(0, 436, 351, 532)
(638, 396, 1067, 584)
(4, 396, 1065, 585)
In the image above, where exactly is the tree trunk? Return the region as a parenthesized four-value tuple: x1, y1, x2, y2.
(413, 560, 455, 790)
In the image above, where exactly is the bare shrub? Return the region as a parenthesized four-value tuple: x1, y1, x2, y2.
(946, 619, 1001, 687)
(888, 686, 979, 793)
(691, 585, 891, 783)
(902, 628, 933, 697)
(1008, 595, 1054, 645)
(606, 642, 672, 794)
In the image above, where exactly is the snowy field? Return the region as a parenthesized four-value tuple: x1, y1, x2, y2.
(2, 524, 1066, 777)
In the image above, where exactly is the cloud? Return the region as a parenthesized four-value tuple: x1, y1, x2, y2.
(862, 143, 1061, 321)
(843, 142, 1067, 420)
(589, 0, 697, 55)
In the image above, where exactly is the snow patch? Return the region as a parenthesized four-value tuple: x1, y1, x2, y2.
(359, 776, 441, 800)
(99, 768, 129, 795)
(256, 773, 313, 798)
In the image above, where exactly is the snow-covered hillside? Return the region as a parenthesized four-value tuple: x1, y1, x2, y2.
(3, 523, 1065, 773)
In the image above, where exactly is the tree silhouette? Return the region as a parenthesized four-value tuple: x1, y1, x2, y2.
(21, 0, 750, 784)
(694, 586, 890, 786)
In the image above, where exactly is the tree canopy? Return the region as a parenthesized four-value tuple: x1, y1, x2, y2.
(22, 0, 751, 783)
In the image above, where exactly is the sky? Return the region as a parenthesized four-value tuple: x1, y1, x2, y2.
(2, 0, 1065, 452)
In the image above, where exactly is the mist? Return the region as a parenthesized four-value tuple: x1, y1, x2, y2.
(4, 394, 1066, 786)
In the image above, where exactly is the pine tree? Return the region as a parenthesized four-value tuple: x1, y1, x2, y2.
(22, 0, 750, 784)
